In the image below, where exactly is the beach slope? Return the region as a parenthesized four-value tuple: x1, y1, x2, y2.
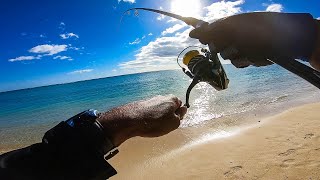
(110, 103, 320, 179)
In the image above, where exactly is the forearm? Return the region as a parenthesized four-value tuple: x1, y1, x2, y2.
(0, 143, 49, 180)
(0, 95, 186, 180)
(96, 103, 142, 147)
(0, 110, 135, 180)
(310, 19, 320, 70)
(0, 113, 120, 180)
(0, 130, 117, 180)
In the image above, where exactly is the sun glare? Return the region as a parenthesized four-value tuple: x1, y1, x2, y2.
(170, 0, 202, 17)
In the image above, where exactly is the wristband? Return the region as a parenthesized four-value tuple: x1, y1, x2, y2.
(43, 109, 119, 159)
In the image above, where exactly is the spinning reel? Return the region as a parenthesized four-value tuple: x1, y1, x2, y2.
(123, 8, 320, 108)
(177, 47, 229, 108)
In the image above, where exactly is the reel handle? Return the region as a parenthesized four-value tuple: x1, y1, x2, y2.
(184, 77, 200, 108)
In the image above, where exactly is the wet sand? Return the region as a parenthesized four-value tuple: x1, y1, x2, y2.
(110, 103, 320, 179)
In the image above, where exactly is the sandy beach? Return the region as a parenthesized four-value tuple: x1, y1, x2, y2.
(110, 103, 320, 179)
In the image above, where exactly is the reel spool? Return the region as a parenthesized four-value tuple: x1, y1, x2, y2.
(177, 46, 229, 108)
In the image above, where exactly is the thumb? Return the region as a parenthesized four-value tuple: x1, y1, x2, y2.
(189, 28, 201, 39)
(189, 27, 211, 45)
(175, 106, 188, 120)
(189, 23, 210, 40)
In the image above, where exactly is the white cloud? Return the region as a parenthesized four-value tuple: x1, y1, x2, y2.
(129, 34, 151, 45)
(9, 44, 71, 62)
(59, 22, 66, 30)
(167, 18, 178, 23)
(29, 44, 68, 55)
(157, 6, 166, 21)
(161, 24, 186, 36)
(204, 0, 244, 22)
(265, 3, 283, 12)
(129, 38, 141, 45)
(317, 17, 320, 20)
(68, 69, 93, 75)
(119, 27, 201, 71)
(60, 32, 79, 39)
(39, 34, 46, 38)
(118, 0, 135, 3)
(118, 0, 244, 72)
(70, 46, 80, 50)
(53, 55, 73, 61)
(157, 15, 166, 21)
(8, 55, 41, 62)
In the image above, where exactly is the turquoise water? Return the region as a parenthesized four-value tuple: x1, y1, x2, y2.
(0, 65, 319, 147)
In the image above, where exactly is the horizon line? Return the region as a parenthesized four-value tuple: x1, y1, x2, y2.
(0, 69, 180, 94)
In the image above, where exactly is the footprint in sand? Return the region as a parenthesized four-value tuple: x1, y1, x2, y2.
(295, 159, 320, 168)
(278, 149, 296, 156)
(304, 133, 315, 139)
(224, 166, 243, 177)
(280, 159, 295, 168)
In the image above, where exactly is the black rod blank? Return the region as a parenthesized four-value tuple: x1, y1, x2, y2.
(270, 58, 320, 89)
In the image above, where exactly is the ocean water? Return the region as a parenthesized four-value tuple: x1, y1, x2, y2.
(0, 64, 319, 148)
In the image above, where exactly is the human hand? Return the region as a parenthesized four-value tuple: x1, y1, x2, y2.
(189, 12, 319, 68)
(97, 95, 187, 146)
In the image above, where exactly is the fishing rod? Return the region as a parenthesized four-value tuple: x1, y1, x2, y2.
(123, 8, 320, 108)
(123, 8, 207, 28)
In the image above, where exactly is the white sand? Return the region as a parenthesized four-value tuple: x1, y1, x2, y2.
(110, 103, 320, 179)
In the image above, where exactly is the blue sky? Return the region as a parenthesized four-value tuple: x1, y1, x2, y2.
(1, 0, 319, 92)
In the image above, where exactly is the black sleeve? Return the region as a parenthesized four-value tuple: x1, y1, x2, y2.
(0, 133, 117, 180)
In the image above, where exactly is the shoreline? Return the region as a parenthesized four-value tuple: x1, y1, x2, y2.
(110, 102, 320, 179)
(1, 90, 315, 154)
(1, 101, 320, 179)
